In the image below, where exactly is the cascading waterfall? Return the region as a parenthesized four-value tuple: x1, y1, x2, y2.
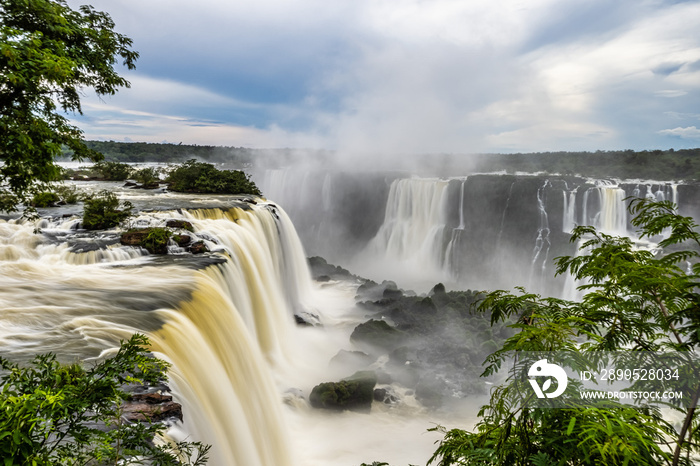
(0, 201, 316, 466)
(593, 184, 627, 235)
(457, 178, 466, 230)
(562, 184, 577, 233)
(529, 180, 551, 291)
(364, 178, 450, 283)
(151, 271, 293, 466)
(445, 178, 467, 277)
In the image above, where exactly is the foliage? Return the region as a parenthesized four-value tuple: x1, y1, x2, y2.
(64, 143, 700, 181)
(166, 160, 262, 196)
(473, 148, 700, 180)
(66, 141, 259, 164)
(93, 161, 134, 181)
(29, 191, 59, 207)
(82, 190, 133, 230)
(132, 167, 161, 187)
(429, 198, 700, 466)
(54, 184, 81, 204)
(141, 227, 172, 254)
(0, 334, 210, 465)
(0, 0, 138, 212)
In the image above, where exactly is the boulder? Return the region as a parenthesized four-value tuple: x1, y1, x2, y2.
(173, 234, 191, 247)
(165, 219, 194, 232)
(309, 371, 377, 412)
(121, 392, 183, 422)
(120, 230, 149, 246)
(350, 319, 404, 353)
(373, 387, 399, 404)
(188, 241, 209, 254)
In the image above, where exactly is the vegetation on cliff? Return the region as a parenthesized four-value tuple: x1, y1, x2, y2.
(166, 159, 261, 196)
(428, 198, 700, 466)
(0, 334, 209, 465)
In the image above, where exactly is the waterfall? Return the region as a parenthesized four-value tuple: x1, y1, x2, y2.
(562, 185, 577, 233)
(594, 184, 627, 235)
(529, 180, 551, 291)
(151, 271, 293, 466)
(457, 178, 466, 230)
(364, 178, 450, 283)
(0, 202, 315, 466)
(445, 178, 467, 277)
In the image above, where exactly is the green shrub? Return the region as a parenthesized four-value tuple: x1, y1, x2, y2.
(82, 190, 133, 230)
(30, 191, 60, 207)
(0, 334, 210, 465)
(166, 159, 261, 195)
(93, 161, 133, 181)
(55, 184, 82, 204)
(141, 227, 172, 254)
(132, 167, 161, 187)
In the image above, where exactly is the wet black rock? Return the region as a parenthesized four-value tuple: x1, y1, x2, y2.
(307, 256, 355, 281)
(350, 319, 404, 353)
(165, 219, 194, 231)
(373, 387, 399, 404)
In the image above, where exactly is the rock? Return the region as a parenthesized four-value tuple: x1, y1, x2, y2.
(294, 314, 313, 326)
(430, 283, 446, 296)
(121, 392, 183, 422)
(120, 230, 149, 246)
(188, 241, 209, 254)
(383, 287, 403, 299)
(356, 280, 383, 301)
(165, 219, 194, 231)
(120, 228, 171, 254)
(173, 234, 191, 247)
(309, 371, 377, 412)
(350, 319, 404, 353)
(373, 387, 399, 404)
(307, 256, 354, 281)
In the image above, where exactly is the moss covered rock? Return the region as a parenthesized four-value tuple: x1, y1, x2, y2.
(309, 371, 377, 412)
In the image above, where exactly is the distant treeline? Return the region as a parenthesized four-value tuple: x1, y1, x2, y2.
(62, 141, 700, 180)
(473, 148, 700, 180)
(62, 141, 258, 164)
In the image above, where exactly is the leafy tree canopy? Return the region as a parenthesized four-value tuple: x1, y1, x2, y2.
(0, 0, 138, 212)
(429, 198, 700, 466)
(0, 334, 209, 465)
(166, 159, 262, 196)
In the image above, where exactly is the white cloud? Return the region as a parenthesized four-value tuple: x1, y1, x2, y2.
(655, 90, 688, 98)
(74, 77, 322, 148)
(65, 0, 700, 152)
(658, 126, 700, 139)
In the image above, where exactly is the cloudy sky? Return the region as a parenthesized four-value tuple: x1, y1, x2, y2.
(66, 0, 700, 154)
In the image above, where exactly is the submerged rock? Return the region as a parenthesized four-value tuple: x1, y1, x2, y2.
(309, 371, 378, 412)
